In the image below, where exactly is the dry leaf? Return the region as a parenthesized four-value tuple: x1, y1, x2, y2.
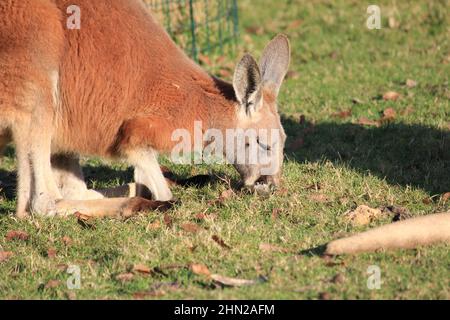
(195, 213, 206, 221)
(345, 205, 383, 226)
(388, 16, 399, 29)
(47, 248, 57, 259)
(146, 220, 161, 231)
(115, 273, 134, 282)
(220, 189, 234, 201)
(211, 274, 261, 287)
(0, 251, 13, 263)
(332, 109, 352, 119)
(6, 230, 29, 241)
(181, 223, 201, 234)
(406, 79, 417, 88)
(383, 91, 401, 101)
(383, 108, 397, 120)
(319, 292, 332, 300)
(65, 291, 77, 300)
(332, 273, 346, 284)
(163, 214, 173, 228)
(271, 208, 281, 220)
(45, 280, 61, 289)
(358, 117, 380, 127)
(133, 264, 152, 275)
(191, 264, 211, 277)
(218, 68, 232, 79)
(198, 54, 212, 67)
(56, 264, 69, 271)
(62, 236, 73, 246)
(245, 25, 264, 35)
(212, 235, 231, 250)
(442, 192, 450, 203)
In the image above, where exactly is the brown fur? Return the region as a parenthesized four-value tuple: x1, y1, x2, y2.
(0, 0, 289, 217)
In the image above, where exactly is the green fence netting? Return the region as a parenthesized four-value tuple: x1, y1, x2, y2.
(143, 0, 239, 61)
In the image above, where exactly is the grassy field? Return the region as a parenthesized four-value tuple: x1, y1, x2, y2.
(0, 0, 449, 300)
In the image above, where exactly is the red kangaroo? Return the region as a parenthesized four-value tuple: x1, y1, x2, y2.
(0, 0, 290, 218)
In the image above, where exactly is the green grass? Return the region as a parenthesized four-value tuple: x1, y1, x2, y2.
(0, 0, 449, 300)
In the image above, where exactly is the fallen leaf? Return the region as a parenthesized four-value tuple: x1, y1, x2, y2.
(163, 214, 173, 228)
(62, 236, 73, 246)
(56, 264, 69, 271)
(245, 25, 264, 35)
(47, 248, 57, 259)
(382, 107, 397, 120)
(133, 282, 180, 299)
(5, 231, 29, 241)
(133, 264, 152, 275)
(115, 273, 134, 283)
(0, 251, 13, 263)
(319, 292, 332, 300)
(146, 220, 161, 231)
(191, 264, 211, 277)
(332, 109, 352, 119)
(65, 291, 77, 300)
(181, 223, 201, 234)
(219, 189, 234, 201)
(195, 213, 206, 221)
(45, 280, 61, 289)
(211, 274, 262, 287)
(332, 273, 346, 284)
(358, 117, 380, 127)
(388, 16, 399, 29)
(406, 79, 417, 88)
(198, 54, 212, 67)
(218, 68, 232, 79)
(442, 192, 450, 203)
(422, 197, 433, 205)
(212, 235, 231, 250)
(383, 91, 401, 101)
(345, 205, 383, 226)
(271, 208, 281, 220)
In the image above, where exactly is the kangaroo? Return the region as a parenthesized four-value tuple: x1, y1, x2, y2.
(0, 0, 289, 218)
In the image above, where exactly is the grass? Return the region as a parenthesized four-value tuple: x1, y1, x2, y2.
(0, 0, 449, 300)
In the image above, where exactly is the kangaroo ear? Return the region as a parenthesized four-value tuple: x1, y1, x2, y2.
(260, 34, 291, 96)
(233, 54, 262, 115)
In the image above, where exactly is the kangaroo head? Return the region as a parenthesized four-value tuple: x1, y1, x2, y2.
(230, 34, 290, 188)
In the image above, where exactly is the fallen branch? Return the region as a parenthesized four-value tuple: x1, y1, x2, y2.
(325, 212, 450, 255)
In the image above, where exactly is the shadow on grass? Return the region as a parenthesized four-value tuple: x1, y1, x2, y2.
(0, 119, 449, 214)
(282, 116, 450, 195)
